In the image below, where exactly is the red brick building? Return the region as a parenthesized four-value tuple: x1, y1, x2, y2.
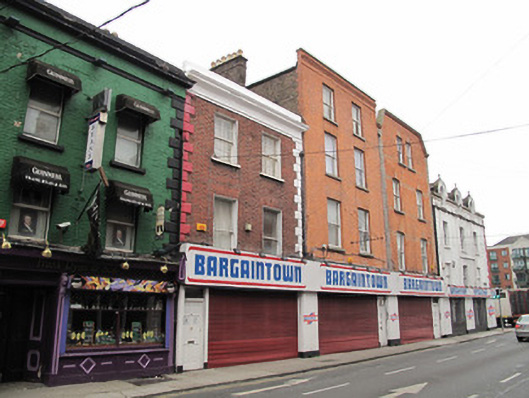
(250, 49, 386, 268)
(377, 110, 437, 275)
(175, 57, 307, 371)
(487, 246, 513, 289)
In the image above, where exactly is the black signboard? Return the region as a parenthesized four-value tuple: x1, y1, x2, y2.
(27, 60, 82, 93)
(108, 180, 153, 210)
(115, 94, 161, 122)
(11, 156, 70, 193)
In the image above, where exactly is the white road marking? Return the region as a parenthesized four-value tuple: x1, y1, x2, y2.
(302, 382, 350, 396)
(467, 395, 479, 398)
(232, 378, 311, 396)
(385, 366, 416, 375)
(500, 373, 521, 383)
(436, 355, 458, 363)
(485, 339, 496, 345)
(380, 382, 428, 398)
(471, 348, 486, 354)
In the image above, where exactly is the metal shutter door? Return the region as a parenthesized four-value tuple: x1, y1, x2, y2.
(451, 298, 467, 336)
(208, 289, 298, 368)
(319, 294, 379, 355)
(473, 298, 487, 331)
(399, 297, 434, 344)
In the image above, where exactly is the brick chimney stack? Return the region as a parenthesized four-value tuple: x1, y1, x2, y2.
(211, 50, 247, 87)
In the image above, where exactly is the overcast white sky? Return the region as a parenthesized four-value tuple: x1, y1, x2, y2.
(47, 0, 529, 246)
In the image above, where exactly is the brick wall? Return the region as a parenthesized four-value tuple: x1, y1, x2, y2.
(182, 94, 299, 257)
(249, 68, 299, 115)
(380, 112, 436, 274)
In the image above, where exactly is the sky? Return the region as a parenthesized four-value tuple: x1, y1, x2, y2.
(46, 0, 529, 246)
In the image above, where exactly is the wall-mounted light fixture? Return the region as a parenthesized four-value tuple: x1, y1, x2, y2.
(42, 241, 52, 258)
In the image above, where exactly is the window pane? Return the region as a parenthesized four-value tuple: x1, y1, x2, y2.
(352, 104, 362, 136)
(115, 137, 141, 167)
(355, 149, 366, 188)
(327, 200, 341, 247)
(117, 115, 141, 140)
(263, 210, 278, 237)
(325, 134, 337, 175)
(9, 189, 50, 240)
(24, 108, 60, 142)
(262, 135, 280, 177)
(323, 86, 334, 120)
(214, 198, 235, 249)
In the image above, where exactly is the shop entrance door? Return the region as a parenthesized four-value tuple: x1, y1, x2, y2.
(0, 287, 48, 383)
(182, 298, 205, 371)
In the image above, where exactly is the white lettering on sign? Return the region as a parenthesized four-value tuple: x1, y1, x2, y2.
(133, 101, 156, 116)
(46, 68, 75, 86)
(124, 189, 148, 201)
(31, 166, 63, 181)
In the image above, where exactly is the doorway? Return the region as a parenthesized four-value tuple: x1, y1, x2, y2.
(0, 287, 50, 383)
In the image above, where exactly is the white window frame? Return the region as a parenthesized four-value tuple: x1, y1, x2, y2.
(325, 133, 338, 177)
(396, 136, 404, 164)
(397, 232, 406, 271)
(443, 221, 449, 246)
(213, 196, 238, 250)
(213, 114, 238, 166)
(23, 79, 64, 145)
(327, 199, 342, 248)
(354, 148, 366, 189)
(352, 103, 362, 137)
(358, 209, 371, 255)
(416, 190, 424, 220)
(263, 207, 282, 256)
(405, 142, 413, 169)
(114, 112, 144, 168)
(393, 179, 402, 212)
(105, 202, 136, 252)
(421, 239, 428, 273)
(322, 84, 335, 122)
(8, 188, 52, 241)
(261, 133, 281, 179)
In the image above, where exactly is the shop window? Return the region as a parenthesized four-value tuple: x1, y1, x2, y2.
(67, 290, 165, 349)
(114, 112, 144, 168)
(262, 133, 281, 179)
(214, 114, 238, 165)
(23, 79, 64, 144)
(105, 202, 136, 251)
(8, 187, 51, 241)
(214, 196, 237, 250)
(263, 208, 282, 256)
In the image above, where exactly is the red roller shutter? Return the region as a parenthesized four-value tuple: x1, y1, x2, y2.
(319, 294, 379, 355)
(208, 289, 298, 368)
(399, 297, 434, 344)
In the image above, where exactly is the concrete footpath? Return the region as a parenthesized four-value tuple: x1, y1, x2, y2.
(0, 329, 510, 398)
